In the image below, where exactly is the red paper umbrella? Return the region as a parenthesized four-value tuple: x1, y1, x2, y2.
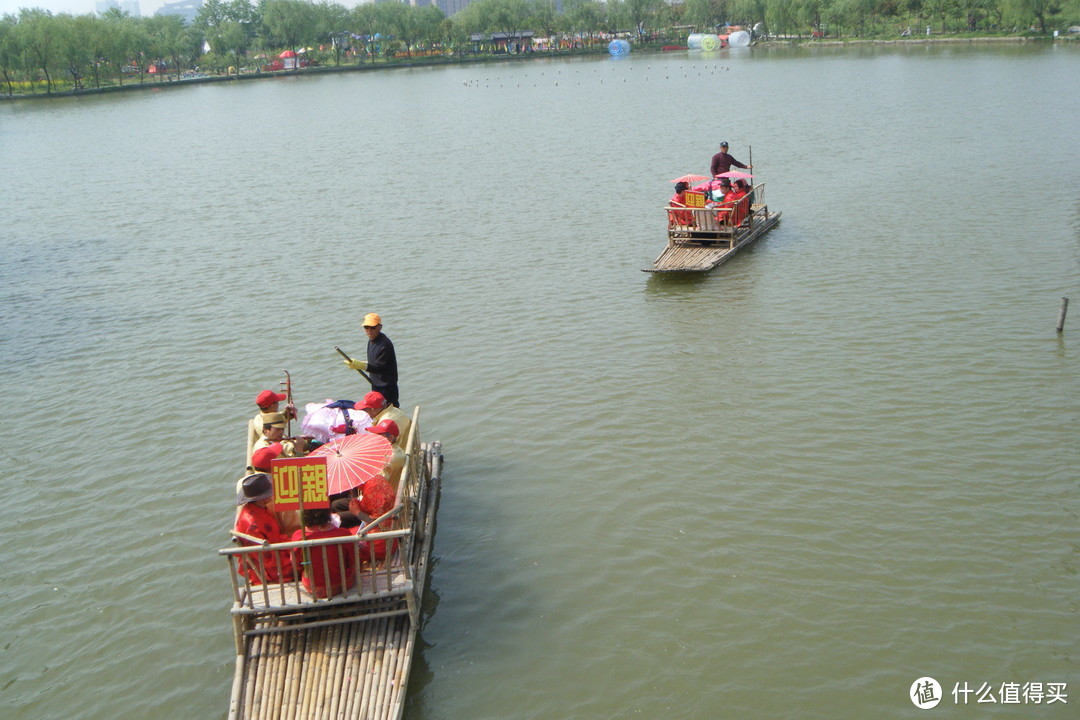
(670, 173, 710, 184)
(308, 433, 392, 495)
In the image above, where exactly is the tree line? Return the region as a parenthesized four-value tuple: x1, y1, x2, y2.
(1, 0, 1076, 96)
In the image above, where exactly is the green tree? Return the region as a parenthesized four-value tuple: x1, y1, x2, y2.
(530, 0, 560, 37)
(684, 0, 729, 30)
(18, 9, 60, 93)
(488, 0, 533, 49)
(313, 1, 349, 65)
(262, 0, 318, 59)
(1006, 0, 1061, 30)
(0, 14, 19, 96)
(563, 0, 606, 43)
(625, 0, 662, 37)
(766, 0, 797, 33)
(146, 14, 201, 80)
(349, 3, 379, 63)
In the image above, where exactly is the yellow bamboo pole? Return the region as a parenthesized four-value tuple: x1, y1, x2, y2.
(316, 622, 342, 720)
(249, 631, 266, 720)
(265, 631, 285, 720)
(329, 620, 354, 720)
(281, 629, 304, 720)
(298, 627, 322, 720)
(343, 619, 371, 720)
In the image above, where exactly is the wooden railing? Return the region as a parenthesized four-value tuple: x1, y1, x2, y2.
(219, 407, 426, 622)
(666, 182, 767, 239)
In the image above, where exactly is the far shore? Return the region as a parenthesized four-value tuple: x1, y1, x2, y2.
(2, 33, 1074, 103)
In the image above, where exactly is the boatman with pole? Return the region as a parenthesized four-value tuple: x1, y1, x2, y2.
(710, 141, 752, 178)
(342, 312, 400, 407)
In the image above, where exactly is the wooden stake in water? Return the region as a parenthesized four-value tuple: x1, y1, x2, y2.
(1057, 297, 1068, 333)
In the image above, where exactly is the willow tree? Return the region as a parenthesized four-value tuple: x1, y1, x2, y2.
(0, 15, 17, 96)
(18, 8, 58, 93)
(262, 0, 318, 61)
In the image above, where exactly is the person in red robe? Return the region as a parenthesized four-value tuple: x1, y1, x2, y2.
(234, 473, 295, 584)
(668, 181, 695, 227)
(291, 508, 360, 598)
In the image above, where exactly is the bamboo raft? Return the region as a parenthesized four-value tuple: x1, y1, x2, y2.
(219, 408, 442, 720)
(644, 182, 781, 273)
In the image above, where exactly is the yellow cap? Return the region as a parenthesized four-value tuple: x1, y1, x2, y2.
(363, 312, 382, 327)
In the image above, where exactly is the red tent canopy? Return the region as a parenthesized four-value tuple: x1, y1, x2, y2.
(279, 50, 297, 58)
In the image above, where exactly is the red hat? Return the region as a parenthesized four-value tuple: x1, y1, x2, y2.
(365, 419, 399, 438)
(354, 391, 387, 411)
(256, 390, 287, 408)
(250, 443, 283, 471)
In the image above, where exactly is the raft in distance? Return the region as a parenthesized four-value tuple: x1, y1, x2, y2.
(644, 182, 781, 273)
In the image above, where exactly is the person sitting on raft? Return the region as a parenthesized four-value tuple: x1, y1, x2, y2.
(249, 413, 311, 472)
(731, 180, 751, 226)
(354, 391, 411, 448)
(246, 390, 296, 467)
(291, 508, 362, 598)
(668, 182, 695, 227)
(712, 181, 736, 225)
(234, 473, 296, 585)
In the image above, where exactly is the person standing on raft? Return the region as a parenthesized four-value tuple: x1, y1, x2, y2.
(343, 312, 400, 407)
(710, 141, 752, 177)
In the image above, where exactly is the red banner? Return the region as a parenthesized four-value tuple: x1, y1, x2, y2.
(270, 456, 329, 511)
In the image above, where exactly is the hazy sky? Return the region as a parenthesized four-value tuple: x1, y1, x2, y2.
(0, 0, 168, 17)
(1, 0, 374, 17)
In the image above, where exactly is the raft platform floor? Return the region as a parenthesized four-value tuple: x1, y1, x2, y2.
(645, 209, 782, 273)
(234, 607, 414, 720)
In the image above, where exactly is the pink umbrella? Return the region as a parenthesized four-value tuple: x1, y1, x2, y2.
(308, 433, 392, 495)
(670, 174, 710, 184)
(714, 170, 755, 179)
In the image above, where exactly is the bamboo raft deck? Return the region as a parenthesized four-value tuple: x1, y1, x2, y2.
(645, 183, 781, 273)
(220, 409, 442, 720)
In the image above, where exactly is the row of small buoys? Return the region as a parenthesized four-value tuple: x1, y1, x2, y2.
(608, 39, 631, 56)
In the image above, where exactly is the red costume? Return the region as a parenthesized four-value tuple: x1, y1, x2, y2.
(731, 188, 749, 225)
(350, 477, 397, 561)
(291, 527, 359, 598)
(234, 503, 295, 584)
(668, 192, 694, 227)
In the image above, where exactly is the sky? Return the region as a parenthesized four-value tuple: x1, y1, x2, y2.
(1, 0, 371, 19)
(1, 0, 166, 18)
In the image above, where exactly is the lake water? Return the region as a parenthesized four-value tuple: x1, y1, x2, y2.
(1, 42, 1077, 720)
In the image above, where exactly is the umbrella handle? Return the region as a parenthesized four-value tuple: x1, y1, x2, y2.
(335, 346, 373, 385)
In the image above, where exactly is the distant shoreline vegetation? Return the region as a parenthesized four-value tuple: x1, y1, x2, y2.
(2, 0, 1077, 100)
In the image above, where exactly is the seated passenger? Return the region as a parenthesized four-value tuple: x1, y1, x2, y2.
(366, 419, 406, 490)
(246, 389, 296, 467)
(350, 475, 398, 562)
(732, 180, 751, 225)
(668, 182, 695, 227)
(234, 473, 295, 585)
(714, 181, 735, 224)
(249, 413, 309, 473)
(354, 392, 412, 448)
(291, 508, 360, 598)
